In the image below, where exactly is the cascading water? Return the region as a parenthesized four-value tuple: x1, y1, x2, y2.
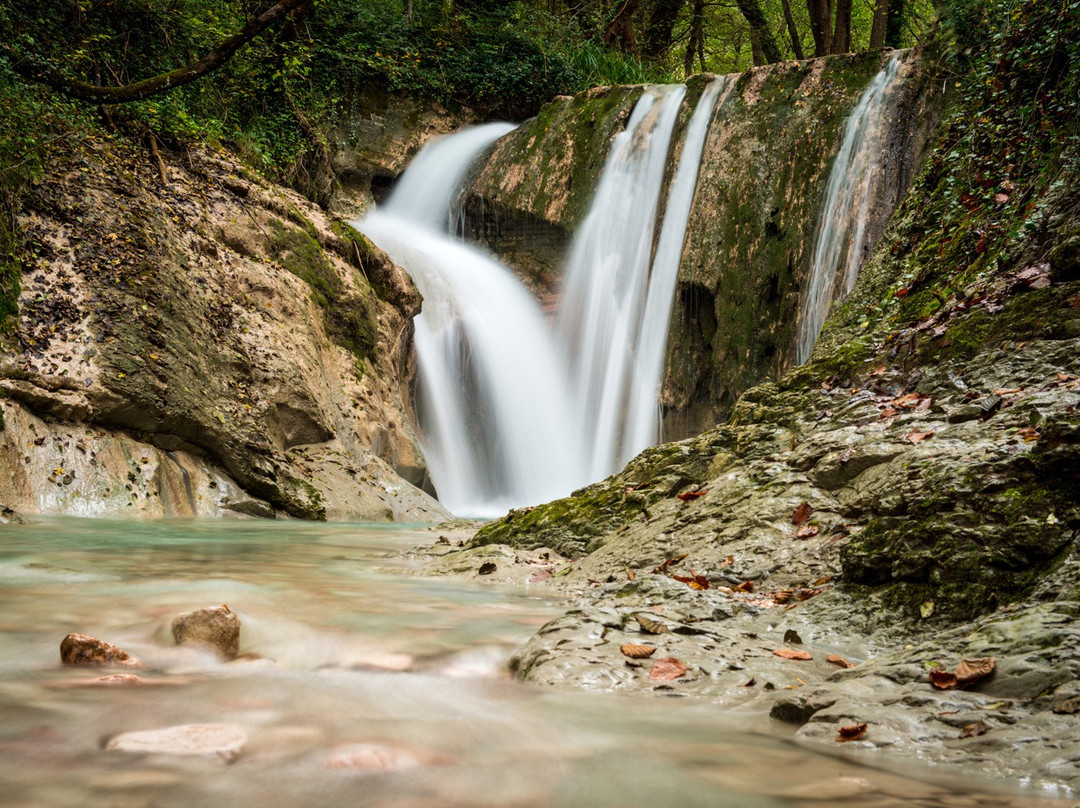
(358, 124, 587, 517)
(359, 84, 723, 516)
(796, 54, 904, 364)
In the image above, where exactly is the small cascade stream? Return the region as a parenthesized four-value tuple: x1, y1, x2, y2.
(796, 54, 904, 364)
(359, 82, 723, 516)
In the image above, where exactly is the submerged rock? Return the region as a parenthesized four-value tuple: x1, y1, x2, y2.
(59, 633, 140, 668)
(171, 605, 241, 659)
(106, 723, 247, 761)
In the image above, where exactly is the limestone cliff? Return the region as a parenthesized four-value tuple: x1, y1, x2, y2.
(0, 138, 448, 522)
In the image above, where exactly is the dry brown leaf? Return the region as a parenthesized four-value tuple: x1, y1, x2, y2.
(797, 588, 824, 601)
(905, 429, 934, 444)
(677, 490, 706, 502)
(838, 446, 856, 464)
(733, 580, 754, 593)
(811, 575, 833, 586)
(959, 720, 988, 738)
(955, 657, 996, 688)
(836, 723, 868, 742)
(636, 615, 668, 635)
(880, 408, 901, 419)
(652, 554, 688, 574)
(772, 648, 812, 661)
(773, 590, 793, 604)
(672, 571, 710, 590)
(895, 392, 922, 408)
(719, 555, 734, 568)
(620, 643, 657, 659)
(916, 396, 934, 411)
(826, 653, 855, 669)
(795, 524, 820, 539)
(1017, 427, 1040, 442)
(478, 562, 497, 575)
(649, 657, 688, 681)
(792, 502, 813, 526)
(1052, 695, 1080, 715)
(994, 387, 1023, 396)
(929, 669, 959, 690)
(626, 568, 636, 581)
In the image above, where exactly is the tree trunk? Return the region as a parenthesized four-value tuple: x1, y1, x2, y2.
(604, 0, 642, 56)
(780, 0, 805, 60)
(831, 0, 852, 53)
(643, 0, 687, 61)
(685, 0, 706, 78)
(4, 0, 312, 104)
(736, 0, 783, 64)
(870, 0, 888, 48)
(885, 0, 906, 48)
(806, 0, 832, 57)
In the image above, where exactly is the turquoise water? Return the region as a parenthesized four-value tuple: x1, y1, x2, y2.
(0, 519, 1062, 807)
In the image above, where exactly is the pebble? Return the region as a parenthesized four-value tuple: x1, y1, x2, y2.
(106, 723, 248, 762)
(59, 633, 141, 667)
(171, 605, 241, 659)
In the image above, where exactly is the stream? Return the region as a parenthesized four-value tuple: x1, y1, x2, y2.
(0, 519, 1061, 807)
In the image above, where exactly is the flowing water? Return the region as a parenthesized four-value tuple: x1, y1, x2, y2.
(0, 518, 1061, 808)
(360, 83, 724, 516)
(796, 55, 904, 364)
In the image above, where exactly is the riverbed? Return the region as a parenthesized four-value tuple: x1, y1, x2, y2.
(0, 519, 1068, 807)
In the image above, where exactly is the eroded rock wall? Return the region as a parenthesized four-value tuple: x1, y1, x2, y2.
(462, 51, 939, 437)
(1, 139, 448, 522)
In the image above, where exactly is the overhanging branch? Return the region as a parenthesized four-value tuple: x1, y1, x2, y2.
(2, 0, 313, 104)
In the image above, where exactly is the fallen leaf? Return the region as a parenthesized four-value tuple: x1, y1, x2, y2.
(672, 570, 710, 590)
(959, 720, 988, 738)
(955, 657, 996, 688)
(719, 555, 735, 568)
(478, 562, 497, 575)
(994, 192, 1010, 205)
(620, 643, 657, 659)
(880, 408, 901, 419)
(652, 554, 688, 574)
(1017, 427, 1040, 442)
(733, 580, 754, 593)
(626, 568, 636, 581)
(797, 588, 824, 601)
(649, 657, 687, 681)
(895, 392, 922, 408)
(795, 524, 820, 539)
(905, 429, 934, 444)
(826, 654, 855, 669)
(636, 615, 668, 635)
(811, 575, 833, 587)
(838, 446, 856, 464)
(916, 396, 934, 411)
(772, 648, 812, 661)
(677, 490, 706, 502)
(871, 365, 887, 375)
(994, 387, 1022, 396)
(930, 669, 959, 690)
(1052, 695, 1080, 715)
(773, 590, 793, 604)
(792, 502, 813, 526)
(836, 723, 868, 742)
(920, 600, 935, 619)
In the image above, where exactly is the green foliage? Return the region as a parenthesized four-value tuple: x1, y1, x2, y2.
(887, 0, 1079, 314)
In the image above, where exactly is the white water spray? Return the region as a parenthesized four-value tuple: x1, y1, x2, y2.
(359, 85, 723, 516)
(797, 55, 903, 364)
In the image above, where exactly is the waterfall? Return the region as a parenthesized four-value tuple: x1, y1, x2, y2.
(796, 54, 904, 364)
(358, 84, 722, 516)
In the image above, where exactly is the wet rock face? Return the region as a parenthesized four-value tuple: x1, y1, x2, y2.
(172, 605, 241, 659)
(463, 54, 941, 438)
(60, 633, 140, 667)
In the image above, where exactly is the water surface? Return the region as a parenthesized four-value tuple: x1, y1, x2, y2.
(0, 519, 1060, 807)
